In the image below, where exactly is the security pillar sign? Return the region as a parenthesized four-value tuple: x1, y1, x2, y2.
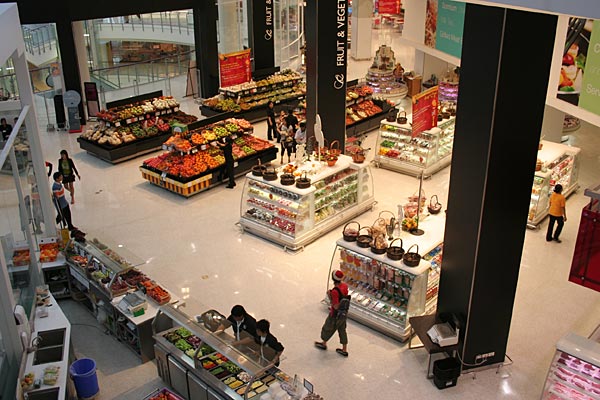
(64, 90, 82, 133)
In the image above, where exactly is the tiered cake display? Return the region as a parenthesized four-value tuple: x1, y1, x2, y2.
(366, 45, 408, 99)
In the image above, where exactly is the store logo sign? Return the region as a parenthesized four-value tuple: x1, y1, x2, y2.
(265, 0, 273, 41)
(334, 0, 348, 89)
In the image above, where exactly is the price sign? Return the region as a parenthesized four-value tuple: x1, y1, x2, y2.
(191, 148, 198, 154)
(174, 107, 179, 112)
(201, 145, 207, 151)
(160, 172, 167, 180)
(162, 144, 168, 151)
(126, 118, 132, 124)
(232, 135, 238, 139)
(115, 122, 121, 127)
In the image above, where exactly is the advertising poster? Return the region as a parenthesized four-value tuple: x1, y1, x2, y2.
(556, 18, 594, 108)
(424, 0, 438, 49)
(425, 0, 465, 58)
(578, 20, 600, 115)
(412, 86, 439, 136)
(378, 0, 401, 15)
(218, 49, 252, 88)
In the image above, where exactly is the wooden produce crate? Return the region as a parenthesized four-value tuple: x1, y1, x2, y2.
(140, 167, 213, 198)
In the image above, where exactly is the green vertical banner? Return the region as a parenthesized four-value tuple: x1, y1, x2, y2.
(435, 0, 466, 58)
(579, 20, 600, 115)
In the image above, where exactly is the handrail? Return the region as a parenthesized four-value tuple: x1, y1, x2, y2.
(90, 50, 194, 74)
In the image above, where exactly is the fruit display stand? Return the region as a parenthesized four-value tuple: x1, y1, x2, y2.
(541, 332, 600, 400)
(66, 238, 178, 362)
(374, 115, 456, 177)
(527, 140, 581, 229)
(140, 117, 278, 198)
(153, 303, 321, 400)
(324, 212, 447, 341)
(344, 82, 393, 138)
(77, 91, 198, 164)
(201, 69, 306, 123)
(239, 154, 376, 251)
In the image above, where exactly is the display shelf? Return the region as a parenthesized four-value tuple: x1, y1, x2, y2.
(239, 155, 376, 251)
(527, 140, 581, 228)
(77, 131, 172, 164)
(375, 116, 456, 177)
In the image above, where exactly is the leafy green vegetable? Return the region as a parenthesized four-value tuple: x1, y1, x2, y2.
(559, 86, 575, 92)
(576, 53, 586, 71)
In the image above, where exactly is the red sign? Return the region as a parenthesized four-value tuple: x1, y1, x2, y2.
(219, 49, 252, 88)
(411, 86, 439, 136)
(569, 201, 600, 292)
(378, 0, 401, 14)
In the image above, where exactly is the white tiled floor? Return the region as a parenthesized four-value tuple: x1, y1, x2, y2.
(36, 98, 600, 399)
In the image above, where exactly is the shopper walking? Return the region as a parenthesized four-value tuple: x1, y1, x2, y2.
(315, 270, 350, 356)
(1, 117, 13, 140)
(546, 184, 567, 243)
(284, 107, 299, 133)
(52, 172, 75, 231)
(57, 150, 80, 204)
(266, 101, 279, 142)
(217, 135, 236, 188)
(216, 305, 257, 341)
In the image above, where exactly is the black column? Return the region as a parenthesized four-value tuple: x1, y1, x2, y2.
(305, 0, 348, 146)
(247, 0, 275, 71)
(194, 2, 220, 98)
(437, 5, 557, 369)
(55, 20, 86, 124)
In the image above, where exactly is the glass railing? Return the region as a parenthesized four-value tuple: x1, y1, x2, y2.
(93, 11, 194, 36)
(0, 65, 56, 97)
(22, 24, 56, 56)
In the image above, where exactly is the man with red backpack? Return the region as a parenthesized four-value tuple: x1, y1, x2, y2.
(314, 270, 350, 357)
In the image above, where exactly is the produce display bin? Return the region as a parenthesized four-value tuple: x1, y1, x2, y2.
(77, 132, 172, 164)
(143, 387, 185, 400)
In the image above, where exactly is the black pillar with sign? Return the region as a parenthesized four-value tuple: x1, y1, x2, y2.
(247, 0, 275, 71)
(55, 20, 86, 125)
(436, 5, 557, 369)
(194, 1, 220, 98)
(305, 0, 348, 147)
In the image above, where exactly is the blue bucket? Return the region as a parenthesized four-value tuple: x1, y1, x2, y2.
(69, 358, 99, 399)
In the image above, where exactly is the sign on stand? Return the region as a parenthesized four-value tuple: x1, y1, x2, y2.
(218, 50, 252, 88)
(411, 86, 439, 136)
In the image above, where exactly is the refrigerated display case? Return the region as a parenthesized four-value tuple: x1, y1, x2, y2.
(153, 303, 319, 400)
(527, 141, 580, 228)
(239, 155, 376, 250)
(375, 116, 456, 177)
(541, 332, 600, 399)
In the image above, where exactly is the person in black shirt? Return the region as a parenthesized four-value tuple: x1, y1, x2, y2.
(266, 101, 279, 142)
(217, 135, 236, 188)
(217, 305, 257, 341)
(284, 108, 298, 132)
(1, 118, 13, 141)
(234, 319, 284, 366)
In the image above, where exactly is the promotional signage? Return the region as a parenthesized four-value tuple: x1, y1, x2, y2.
(84, 82, 100, 117)
(578, 20, 600, 115)
(249, 0, 275, 70)
(218, 50, 252, 88)
(334, 0, 349, 90)
(378, 0, 401, 15)
(569, 201, 600, 293)
(411, 86, 439, 136)
(425, 0, 465, 59)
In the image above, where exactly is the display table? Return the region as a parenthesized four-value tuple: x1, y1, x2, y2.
(408, 314, 460, 378)
(528, 140, 581, 228)
(239, 154, 376, 251)
(77, 132, 172, 164)
(375, 116, 456, 177)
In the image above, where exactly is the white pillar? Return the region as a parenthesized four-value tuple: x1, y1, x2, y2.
(218, 0, 242, 54)
(351, 0, 372, 60)
(72, 21, 90, 95)
(541, 104, 565, 143)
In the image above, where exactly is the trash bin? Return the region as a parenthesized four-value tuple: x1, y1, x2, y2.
(70, 358, 99, 399)
(433, 357, 461, 389)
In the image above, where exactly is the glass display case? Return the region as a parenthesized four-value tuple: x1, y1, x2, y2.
(541, 332, 600, 400)
(153, 303, 318, 400)
(239, 155, 375, 251)
(375, 117, 456, 177)
(326, 239, 433, 341)
(527, 141, 581, 228)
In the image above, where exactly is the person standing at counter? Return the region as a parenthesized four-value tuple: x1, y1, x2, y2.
(217, 305, 257, 341)
(315, 270, 350, 357)
(266, 101, 279, 142)
(217, 135, 236, 188)
(52, 172, 76, 231)
(1, 118, 13, 140)
(235, 319, 284, 366)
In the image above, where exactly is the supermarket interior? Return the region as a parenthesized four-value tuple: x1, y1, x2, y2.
(1, 1, 600, 400)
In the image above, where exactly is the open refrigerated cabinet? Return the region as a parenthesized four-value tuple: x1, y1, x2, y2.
(239, 154, 376, 251)
(527, 140, 581, 228)
(541, 332, 600, 399)
(375, 116, 456, 177)
(153, 303, 319, 400)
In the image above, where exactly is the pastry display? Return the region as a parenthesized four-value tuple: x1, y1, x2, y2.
(366, 45, 408, 98)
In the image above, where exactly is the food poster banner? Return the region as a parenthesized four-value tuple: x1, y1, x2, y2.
(557, 19, 594, 108)
(425, 0, 465, 58)
(218, 49, 252, 88)
(378, 0, 401, 15)
(579, 20, 600, 115)
(411, 86, 439, 136)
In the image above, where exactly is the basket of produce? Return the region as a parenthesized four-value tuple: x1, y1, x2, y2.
(280, 173, 295, 186)
(262, 166, 278, 181)
(295, 172, 311, 189)
(352, 149, 366, 163)
(370, 232, 388, 254)
(403, 244, 421, 267)
(386, 238, 405, 261)
(144, 387, 185, 400)
(342, 221, 361, 242)
(329, 140, 341, 157)
(147, 284, 171, 305)
(356, 227, 372, 248)
(428, 195, 443, 214)
(408, 189, 426, 205)
(402, 217, 418, 232)
(251, 159, 267, 176)
(403, 202, 420, 218)
(397, 111, 408, 124)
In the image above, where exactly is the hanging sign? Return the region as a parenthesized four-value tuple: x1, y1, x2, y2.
(219, 49, 252, 88)
(411, 86, 439, 136)
(378, 0, 401, 15)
